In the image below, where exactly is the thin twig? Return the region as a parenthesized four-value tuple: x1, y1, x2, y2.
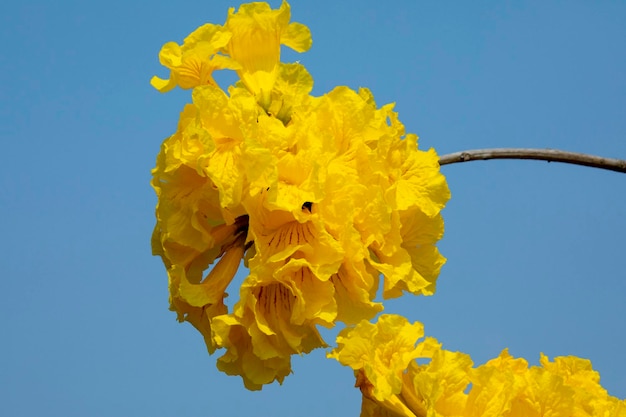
(438, 148, 626, 174)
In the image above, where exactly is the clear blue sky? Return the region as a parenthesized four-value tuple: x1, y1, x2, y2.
(2, 1, 625, 416)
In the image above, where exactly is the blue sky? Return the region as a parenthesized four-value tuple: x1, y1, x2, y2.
(2, 1, 625, 416)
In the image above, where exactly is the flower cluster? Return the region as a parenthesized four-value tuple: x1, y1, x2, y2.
(330, 315, 626, 417)
(151, 1, 449, 390)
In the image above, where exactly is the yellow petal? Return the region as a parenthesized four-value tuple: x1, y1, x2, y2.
(150, 75, 176, 93)
(178, 240, 244, 307)
(282, 22, 312, 52)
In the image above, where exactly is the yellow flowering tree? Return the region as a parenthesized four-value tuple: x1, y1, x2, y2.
(150, 0, 625, 414)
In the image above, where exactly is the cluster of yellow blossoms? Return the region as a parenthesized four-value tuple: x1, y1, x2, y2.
(151, 1, 624, 414)
(331, 315, 626, 417)
(151, 1, 448, 390)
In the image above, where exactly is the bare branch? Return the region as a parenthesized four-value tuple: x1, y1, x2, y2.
(438, 148, 626, 174)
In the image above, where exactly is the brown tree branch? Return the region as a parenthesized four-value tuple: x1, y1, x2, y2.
(438, 148, 626, 174)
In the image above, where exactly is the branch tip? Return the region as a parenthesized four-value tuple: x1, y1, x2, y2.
(438, 148, 626, 174)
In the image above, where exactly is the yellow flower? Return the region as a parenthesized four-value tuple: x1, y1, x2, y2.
(267, 63, 314, 124)
(151, 157, 224, 267)
(211, 313, 292, 390)
(368, 136, 450, 299)
(330, 260, 383, 326)
(212, 267, 330, 390)
(328, 314, 439, 416)
(536, 354, 626, 417)
(464, 349, 528, 417)
(151, 24, 238, 92)
(192, 84, 265, 212)
(244, 187, 344, 277)
(224, 1, 312, 107)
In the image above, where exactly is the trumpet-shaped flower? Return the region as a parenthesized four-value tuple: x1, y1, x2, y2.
(212, 266, 331, 390)
(224, 1, 312, 107)
(151, 24, 238, 92)
(328, 314, 437, 403)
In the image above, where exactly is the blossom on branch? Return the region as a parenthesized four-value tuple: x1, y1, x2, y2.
(151, 0, 449, 389)
(329, 314, 626, 417)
